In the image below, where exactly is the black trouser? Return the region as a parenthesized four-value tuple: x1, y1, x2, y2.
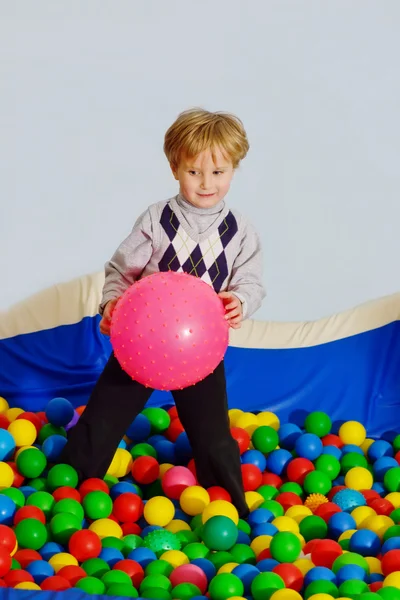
(59, 354, 248, 517)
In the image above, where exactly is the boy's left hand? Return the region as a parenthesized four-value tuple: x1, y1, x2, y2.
(218, 291, 243, 329)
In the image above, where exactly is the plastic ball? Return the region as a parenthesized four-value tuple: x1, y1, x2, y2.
(381, 550, 400, 575)
(314, 455, 341, 481)
(267, 450, 293, 476)
(202, 515, 238, 551)
(47, 464, 79, 491)
(270, 531, 301, 563)
(384, 468, 400, 493)
(89, 518, 123, 540)
(208, 573, 244, 600)
(8, 419, 37, 447)
(202, 500, 239, 525)
(242, 449, 267, 472)
(287, 458, 315, 485)
(304, 493, 329, 513)
(299, 515, 328, 542)
(332, 489, 367, 512)
(328, 512, 357, 539)
(304, 412, 332, 437)
(338, 421, 366, 446)
(252, 426, 279, 454)
(110, 272, 229, 390)
(161, 466, 196, 499)
(0, 429, 16, 461)
(180, 486, 210, 516)
(295, 434, 323, 461)
(68, 530, 102, 562)
(45, 398, 74, 428)
(251, 571, 285, 600)
(303, 471, 332, 496)
(144, 496, 174, 527)
(169, 563, 208, 594)
(345, 467, 374, 490)
(15, 518, 48, 550)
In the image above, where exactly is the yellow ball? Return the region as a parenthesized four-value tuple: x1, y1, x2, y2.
(383, 572, 400, 589)
(235, 412, 259, 435)
(351, 506, 376, 528)
(360, 438, 375, 455)
(160, 550, 189, 568)
(15, 446, 39, 460)
(272, 516, 300, 534)
(144, 496, 175, 527)
(11, 539, 18, 557)
(338, 529, 357, 542)
(295, 533, 306, 548)
(365, 556, 382, 574)
(304, 494, 328, 512)
(114, 448, 133, 478)
(385, 492, 400, 509)
(49, 552, 78, 572)
(7, 419, 37, 447)
(229, 409, 244, 426)
(165, 519, 191, 533)
(293, 558, 314, 575)
(218, 562, 239, 574)
(338, 421, 366, 446)
(180, 486, 210, 516)
(250, 535, 272, 557)
(363, 515, 394, 539)
(286, 506, 313, 523)
(227, 598, 247, 600)
(6, 407, 24, 422)
(159, 463, 174, 477)
(245, 491, 264, 511)
(0, 461, 14, 488)
(307, 595, 335, 600)
(89, 518, 123, 539)
(344, 467, 373, 490)
(15, 582, 41, 590)
(106, 452, 121, 477)
(257, 411, 280, 431)
(271, 591, 303, 600)
(202, 500, 239, 525)
(0, 397, 9, 413)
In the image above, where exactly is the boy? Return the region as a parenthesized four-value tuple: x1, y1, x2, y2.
(60, 109, 265, 518)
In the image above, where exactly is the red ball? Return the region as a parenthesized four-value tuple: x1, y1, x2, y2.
(207, 487, 232, 503)
(41, 576, 72, 591)
(162, 466, 196, 499)
(230, 427, 250, 454)
(0, 525, 17, 554)
(395, 450, 400, 465)
(286, 458, 315, 485)
(168, 406, 178, 420)
(257, 548, 272, 561)
(315, 502, 342, 522)
(275, 492, 303, 511)
(328, 485, 346, 501)
(361, 489, 381, 503)
(131, 456, 160, 485)
(0, 579, 5, 587)
(16, 411, 42, 433)
(0, 414, 10, 429)
(0, 548, 12, 578)
(311, 539, 342, 568)
(170, 563, 208, 594)
(261, 473, 282, 488)
(78, 478, 109, 498)
(3, 569, 34, 587)
(368, 498, 395, 516)
(166, 418, 185, 442)
(121, 523, 142, 536)
(303, 540, 318, 555)
(13, 549, 42, 569)
(370, 582, 383, 592)
(187, 459, 197, 480)
(53, 486, 82, 502)
(14, 506, 46, 526)
(35, 411, 48, 425)
(57, 565, 86, 585)
(381, 549, 400, 576)
(113, 559, 144, 588)
(68, 530, 102, 562)
(321, 434, 343, 448)
(8, 462, 25, 488)
(241, 464, 263, 492)
(272, 563, 303, 592)
(112, 493, 143, 523)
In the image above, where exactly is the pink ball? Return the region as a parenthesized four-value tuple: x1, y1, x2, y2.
(169, 564, 208, 594)
(110, 272, 229, 390)
(161, 466, 197, 500)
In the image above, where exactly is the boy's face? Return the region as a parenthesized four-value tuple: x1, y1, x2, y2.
(171, 147, 235, 209)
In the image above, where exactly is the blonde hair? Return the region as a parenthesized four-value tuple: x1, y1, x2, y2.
(164, 108, 249, 169)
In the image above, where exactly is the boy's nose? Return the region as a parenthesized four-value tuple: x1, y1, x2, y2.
(201, 175, 212, 189)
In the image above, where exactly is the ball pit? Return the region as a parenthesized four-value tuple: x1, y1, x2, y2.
(1, 399, 400, 599)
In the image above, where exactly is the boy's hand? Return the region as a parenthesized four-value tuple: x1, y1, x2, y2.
(218, 291, 243, 329)
(99, 298, 119, 336)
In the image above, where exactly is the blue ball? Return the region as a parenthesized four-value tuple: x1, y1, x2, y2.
(191, 558, 216, 582)
(257, 558, 280, 572)
(40, 542, 64, 561)
(26, 560, 55, 584)
(42, 434, 67, 461)
(349, 529, 381, 556)
(382, 537, 400, 554)
(45, 397, 74, 427)
(0, 494, 16, 525)
(126, 414, 151, 442)
(305, 567, 336, 586)
(368, 440, 394, 462)
(332, 476, 345, 486)
(295, 433, 323, 461)
(332, 489, 366, 512)
(328, 512, 357, 539)
(173, 508, 191, 523)
(322, 445, 342, 460)
(241, 450, 267, 472)
(118, 439, 127, 449)
(373, 457, 399, 480)
(372, 482, 385, 495)
(251, 523, 278, 539)
(175, 432, 192, 464)
(19, 486, 37, 499)
(237, 530, 251, 545)
(278, 423, 302, 450)
(152, 439, 176, 464)
(0, 429, 16, 461)
(342, 444, 364, 455)
(147, 435, 165, 446)
(99, 547, 125, 566)
(232, 564, 260, 593)
(110, 481, 139, 499)
(369, 573, 385, 583)
(141, 525, 162, 537)
(127, 547, 157, 567)
(247, 509, 275, 527)
(266, 449, 292, 475)
(336, 564, 367, 585)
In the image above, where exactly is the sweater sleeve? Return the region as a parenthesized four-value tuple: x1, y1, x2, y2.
(99, 209, 155, 314)
(227, 218, 266, 319)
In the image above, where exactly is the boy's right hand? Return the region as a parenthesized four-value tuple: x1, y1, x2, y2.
(99, 298, 119, 336)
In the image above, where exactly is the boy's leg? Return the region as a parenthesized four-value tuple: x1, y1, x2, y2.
(172, 362, 248, 518)
(59, 353, 153, 482)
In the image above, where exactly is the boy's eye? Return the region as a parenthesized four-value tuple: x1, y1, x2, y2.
(188, 170, 197, 175)
(214, 171, 223, 175)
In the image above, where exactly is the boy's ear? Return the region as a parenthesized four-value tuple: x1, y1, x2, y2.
(170, 163, 179, 180)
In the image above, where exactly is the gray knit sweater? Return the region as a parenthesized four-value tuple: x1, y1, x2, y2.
(100, 194, 265, 319)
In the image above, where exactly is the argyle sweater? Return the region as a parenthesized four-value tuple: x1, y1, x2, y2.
(100, 194, 265, 319)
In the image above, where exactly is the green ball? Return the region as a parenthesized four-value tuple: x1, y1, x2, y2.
(299, 515, 328, 542)
(75, 576, 106, 595)
(384, 467, 400, 492)
(144, 479, 165, 499)
(314, 454, 341, 480)
(53, 498, 85, 522)
(121, 534, 143, 556)
(38, 423, 66, 444)
(28, 477, 48, 492)
(339, 579, 369, 598)
(393, 435, 400, 453)
(257, 485, 279, 501)
(142, 407, 171, 433)
(332, 551, 369, 573)
(252, 426, 279, 453)
(383, 525, 400, 541)
(279, 482, 304, 496)
(143, 529, 181, 556)
(304, 411, 332, 437)
(341, 452, 368, 474)
(208, 574, 244, 600)
(237, 518, 252, 535)
(101, 537, 125, 552)
(230, 543, 256, 565)
(208, 551, 233, 571)
(14, 518, 48, 550)
(140, 574, 172, 592)
(16, 448, 47, 478)
(83, 491, 113, 519)
(339, 538, 350, 551)
(183, 542, 210, 560)
(101, 569, 133, 588)
(50, 512, 82, 544)
(130, 442, 157, 459)
(47, 464, 78, 490)
(145, 559, 173, 577)
(201, 515, 238, 551)
(303, 470, 332, 495)
(269, 531, 301, 562)
(304, 580, 338, 599)
(141, 588, 171, 600)
(26, 491, 55, 517)
(103, 474, 119, 489)
(11, 558, 21, 570)
(251, 572, 285, 600)
(106, 583, 138, 597)
(378, 587, 400, 600)
(176, 530, 199, 547)
(81, 557, 110, 578)
(171, 583, 199, 600)
(0, 488, 25, 509)
(360, 594, 382, 600)
(259, 500, 284, 518)
(390, 508, 400, 524)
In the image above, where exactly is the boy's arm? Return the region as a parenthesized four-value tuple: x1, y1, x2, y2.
(227, 219, 266, 320)
(99, 209, 155, 315)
